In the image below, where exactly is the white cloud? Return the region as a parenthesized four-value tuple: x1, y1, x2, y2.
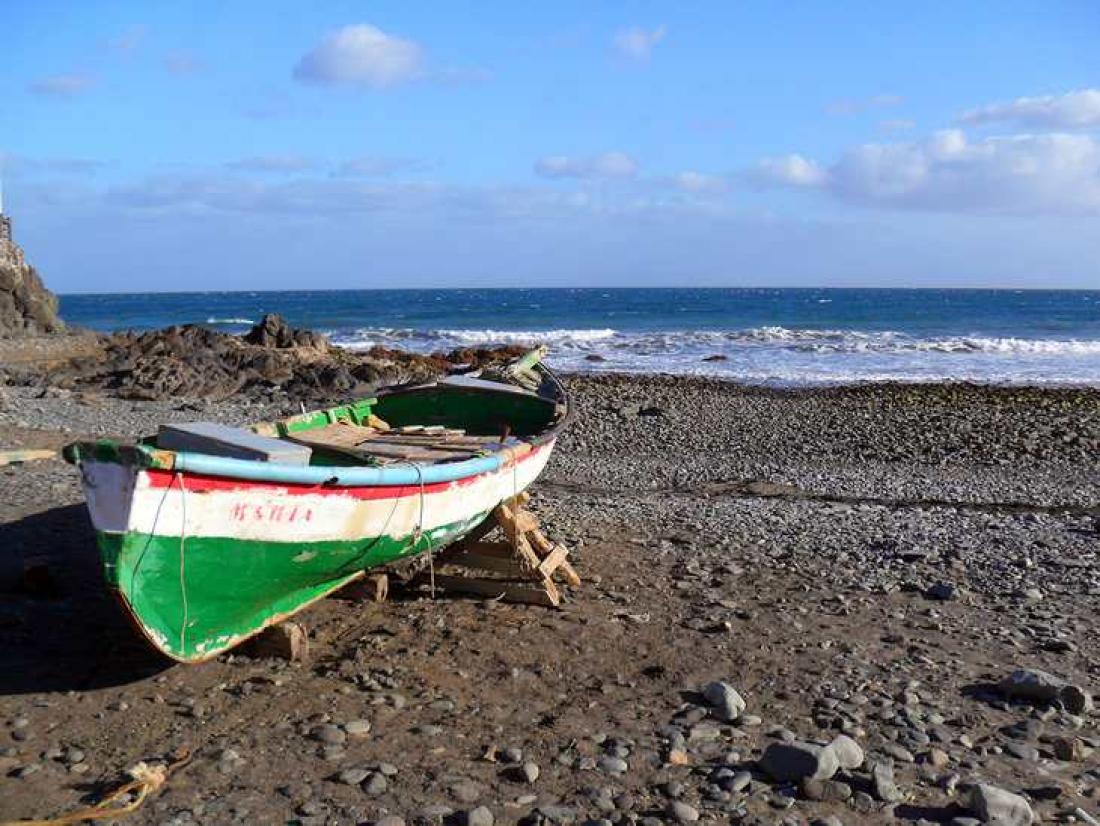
(294, 24, 423, 89)
(751, 154, 828, 188)
(535, 152, 639, 180)
(825, 94, 903, 116)
(28, 73, 97, 98)
(878, 118, 916, 133)
(612, 25, 666, 61)
(673, 171, 728, 193)
(751, 129, 1100, 214)
(959, 88, 1100, 130)
(0, 153, 105, 177)
(226, 154, 314, 173)
(335, 156, 429, 177)
(100, 174, 613, 224)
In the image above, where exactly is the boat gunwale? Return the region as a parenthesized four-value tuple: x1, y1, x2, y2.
(62, 365, 570, 488)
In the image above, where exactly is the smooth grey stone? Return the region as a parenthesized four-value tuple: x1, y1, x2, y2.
(362, 772, 389, 797)
(964, 783, 1034, 826)
(464, 806, 494, 826)
(872, 761, 903, 803)
(759, 740, 839, 782)
(337, 767, 370, 786)
(597, 755, 628, 775)
(665, 801, 699, 824)
(344, 719, 372, 737)
(827, 734, 864, 769)
(701, 681, 746, 722)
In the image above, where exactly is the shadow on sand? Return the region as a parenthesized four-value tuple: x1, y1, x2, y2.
(0, 504, 171, 695)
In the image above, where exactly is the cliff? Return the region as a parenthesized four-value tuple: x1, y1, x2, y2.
(0, 230, 65, 337)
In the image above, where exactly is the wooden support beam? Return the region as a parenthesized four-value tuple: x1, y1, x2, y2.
(248, 621, 310, 661)
(527, 529, 581, 586)
(537, 543, 570, 578)
(0, 449, 58, 467)
(367, 573, 389, 602)
(429, 574, 560, 607)
(506, 491, 532, 508)
(443, 549, 525, 576)
(414, 494, 578, 608)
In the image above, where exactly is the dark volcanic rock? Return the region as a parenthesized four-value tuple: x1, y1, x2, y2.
(243, 313, 328, 350)
(3, 313, 529, 404)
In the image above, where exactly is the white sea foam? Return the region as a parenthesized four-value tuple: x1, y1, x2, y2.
(206, 316, 257, 325)
(335, 327, 616, 349)
(327, 325, 1100, 386)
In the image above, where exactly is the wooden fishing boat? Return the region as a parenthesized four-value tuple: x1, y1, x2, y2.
(63, 350, 568, 663)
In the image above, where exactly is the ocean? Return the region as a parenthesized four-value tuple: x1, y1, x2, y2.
(58, 288, 1100, 387)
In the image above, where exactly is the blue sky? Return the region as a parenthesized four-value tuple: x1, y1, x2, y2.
(3, 1, 1100, 292)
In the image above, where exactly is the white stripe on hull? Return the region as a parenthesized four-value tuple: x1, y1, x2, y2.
(80, 443, 554, 544)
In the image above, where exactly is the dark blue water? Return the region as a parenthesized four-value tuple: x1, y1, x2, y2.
(59, 288, 1100, 385)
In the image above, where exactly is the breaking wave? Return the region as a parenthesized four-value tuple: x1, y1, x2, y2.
(328, 325, 1100, 386)
(206, 316, 257, 326)
(334, 327, 616, 349)
(331, 325, 1100, 356)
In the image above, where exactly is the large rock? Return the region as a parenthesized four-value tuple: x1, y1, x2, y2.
(0, 235, 64, 337)
(826, 734, 864, 770)
(998, 669, 1093, 713)
(759, 741, 839, 783)
(701, 681, 747, 722)
(964, 783, 1034, 825)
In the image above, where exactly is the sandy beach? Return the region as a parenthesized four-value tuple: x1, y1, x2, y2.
(1, 354, 1097, 825)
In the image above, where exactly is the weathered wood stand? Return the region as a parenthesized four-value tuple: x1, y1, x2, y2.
(251, 495, 578, 661)
(421, 492, 580, 606)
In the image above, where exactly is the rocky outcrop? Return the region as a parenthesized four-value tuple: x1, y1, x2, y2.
(243, 313, 328, 350)
(0, 236, 64, 337)
(3, 314, 524, 403)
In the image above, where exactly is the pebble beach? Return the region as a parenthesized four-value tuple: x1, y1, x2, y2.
(1, 355, 1098, 825)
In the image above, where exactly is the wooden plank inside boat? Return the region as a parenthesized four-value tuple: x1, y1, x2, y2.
(286, 421, 489, 464)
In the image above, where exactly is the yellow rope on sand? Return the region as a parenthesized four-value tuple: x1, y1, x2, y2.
(1, 748, 191, 826)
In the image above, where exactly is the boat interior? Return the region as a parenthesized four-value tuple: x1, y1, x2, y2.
(147, 371, 568, 469)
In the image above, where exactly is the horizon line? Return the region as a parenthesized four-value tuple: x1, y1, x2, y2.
(57, 285, 1100, 298)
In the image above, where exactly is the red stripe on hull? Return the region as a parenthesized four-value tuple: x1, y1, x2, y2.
(142, 443, 548, 500)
